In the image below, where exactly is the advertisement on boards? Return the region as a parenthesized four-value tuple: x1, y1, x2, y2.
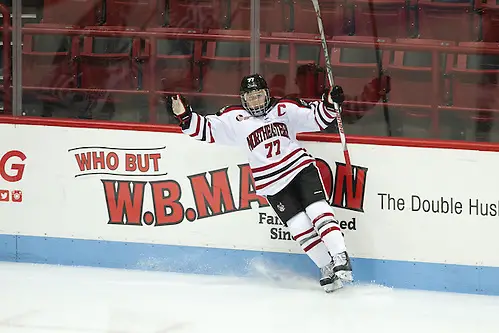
(68, 143, 367, 245)
(0, 150, 26, 203)
(1, 123, 499, 268)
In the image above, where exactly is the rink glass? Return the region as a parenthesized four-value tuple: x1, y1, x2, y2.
(4, 0, 499, 142)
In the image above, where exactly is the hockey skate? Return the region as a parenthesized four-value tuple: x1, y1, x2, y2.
(331, 251, 353, 283)
(319, 251, 353, 292)
(320, 265, 343, 293)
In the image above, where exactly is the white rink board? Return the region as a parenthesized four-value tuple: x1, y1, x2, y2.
(1, 123, 499, 268)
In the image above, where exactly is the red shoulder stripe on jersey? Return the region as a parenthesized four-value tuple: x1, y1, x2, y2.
(251, 148, 304, 173)
(255, 159, 314, 190)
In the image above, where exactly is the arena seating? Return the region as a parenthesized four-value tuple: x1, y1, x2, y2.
(385, 38, 455, 137)
(450, 41, 499, 111)
(479, 0, 499, 43)
(329, 35, 390, 99)
(416, 0, 478, 42)
(263, 32, 325, 97)
(226, 0, 290, 32)
(104, 0, 163, 28)
(288, 0, 349, 35)
(3, 0, 499, 140)
(350, 0, 409, 39)
(141, 27, 204, 92)
(22, 23, 79, 90)
(78, 26, 141, 91)
(41, 0, 104, 26)
(166, 0, 222, 30)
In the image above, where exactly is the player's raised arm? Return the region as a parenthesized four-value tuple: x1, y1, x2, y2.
(283, 86, 346, 133)
(166, 94, 237, 146)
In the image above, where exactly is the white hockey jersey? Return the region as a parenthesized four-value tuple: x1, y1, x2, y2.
(182, 98, 338, 196)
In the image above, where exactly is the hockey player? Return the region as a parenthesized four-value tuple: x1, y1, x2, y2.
(166, 74, 374, 292)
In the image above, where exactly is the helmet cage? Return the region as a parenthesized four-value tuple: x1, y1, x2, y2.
(241, 88, 271, 117)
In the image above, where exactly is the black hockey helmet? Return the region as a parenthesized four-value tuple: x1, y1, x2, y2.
(239, 73, 271, 117)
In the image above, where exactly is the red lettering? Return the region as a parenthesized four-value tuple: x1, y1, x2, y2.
(188, 168, 236, 219)
(137, 154, 149, 173)
(273, 139, 281, 155)
(76, 151, 121, 171)
(92, 151, 105, 169)
(332, 163, 367, 212)
(150, 153, 161, 172)
(106, 152, 119, 171)
(126, 154, 137, 171)
(151, 180, 184, 226)
(314, 158, 333, 201)
(75, 152, 92, 172)
(264, 139, 281, 158)
(278, 104, 286, 116)
(0, 150, 26, 182)
(238, 164, 268, 210)
(102, 180, 146, 225)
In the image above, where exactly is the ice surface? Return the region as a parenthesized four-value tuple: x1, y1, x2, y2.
(1, 261, 499, 333)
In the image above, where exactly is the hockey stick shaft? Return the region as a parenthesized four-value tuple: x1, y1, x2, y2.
(310, 0, 352, 172)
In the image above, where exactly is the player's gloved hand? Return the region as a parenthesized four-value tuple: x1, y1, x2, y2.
(323, 85, 345, 110)
(166, 94, 192, 129)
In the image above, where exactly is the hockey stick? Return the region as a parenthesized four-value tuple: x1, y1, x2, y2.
(368, 0, 392, 136)
(310, 0, 353, 174)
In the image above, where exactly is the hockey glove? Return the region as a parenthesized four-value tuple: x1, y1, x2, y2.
(323, 85, 345, 111)
(166, 94, 192, 129)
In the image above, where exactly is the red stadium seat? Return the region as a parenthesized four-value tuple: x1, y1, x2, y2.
(329, 36, 391, 94)
(417, 0, 479, 42)
(166, 0, 223, 30)
(479, 1, 499, 42)
(79, 26, 141, 91)
(450, 42, 499, 110)
(141, 28, 203, 92)
(350, 0, 409, 39)
(386, 38, 455, 137)
(263, 32, 325, 98)
(327, 36, 391, 135)
(22, 24, 79, 91)
(41, 0, 104, 26)
(200, 29, 254, 95)
(104, 0, 162, 28)
(288, 0, 350, 36)
(226, 0, 290, 32)
(448, 42, 499, 140)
